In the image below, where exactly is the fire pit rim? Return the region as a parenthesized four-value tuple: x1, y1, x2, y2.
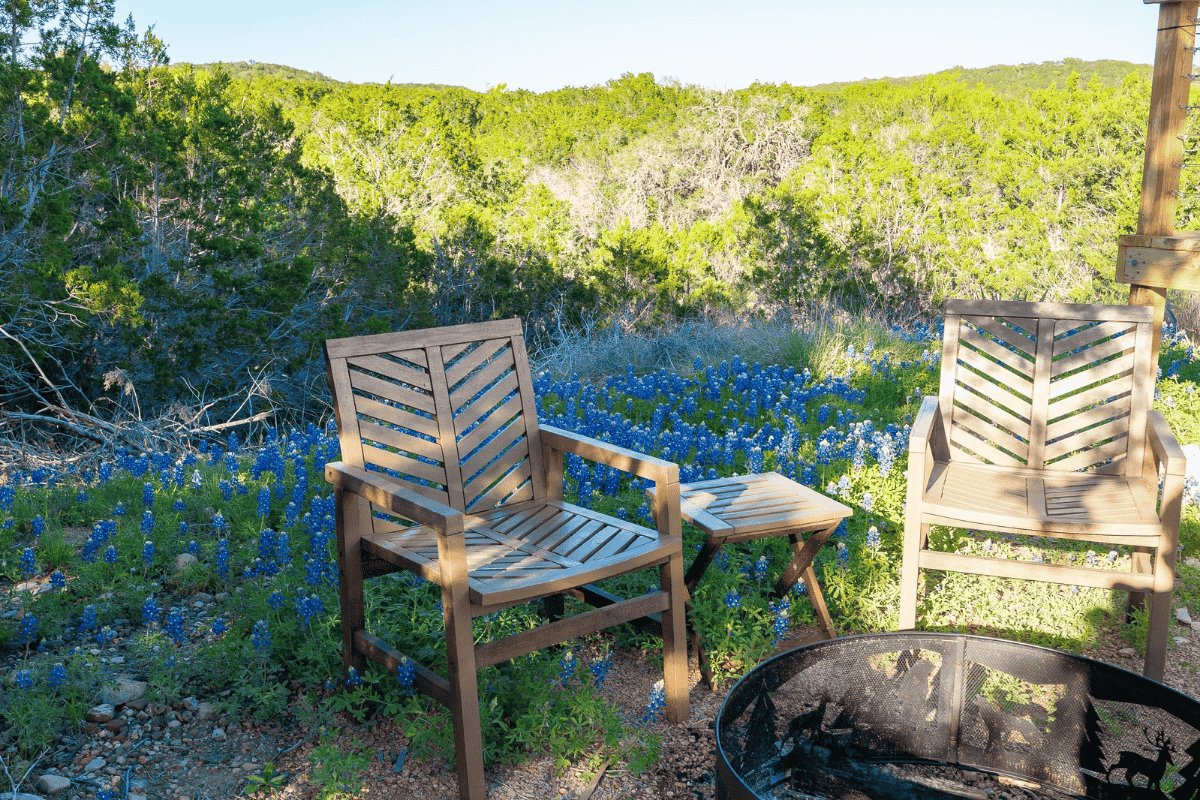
(714, 631, 1200, 800)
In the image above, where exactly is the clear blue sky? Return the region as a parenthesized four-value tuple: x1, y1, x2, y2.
(112, 1, 1168, 92)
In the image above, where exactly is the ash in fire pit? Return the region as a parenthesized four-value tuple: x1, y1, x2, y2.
(715, 633, 1200, 800)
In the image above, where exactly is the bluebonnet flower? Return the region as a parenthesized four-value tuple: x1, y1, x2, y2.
(642, 679, 666, 722)
(769, 598, 790, 642)
(165, 609, 185, 646)
(48, 662, 67, 688)
(113, 501, 126, 516)
(143, 481, 155, 507)
(50, 570, 66, 589)
(866, 526, 881, 549)
(142, 597, 160, 625)
(836, 541, 849, 568)
(724, 590, 742, 610)
(396, 657, 416, 693)
(294, 592, 325, 626)
(19, 547, 36, 576)
(267, 590, 286, 610)
(140, 510, 154, 537)
(219, 479, 233, 502)
(142, 540, 155, 566)
(18, 613, 38, 646)
(1108, 550, 1119, 563)
(103, 545, 118, 565)
(212, 511, 227, 534)
(0, 484, 13, 512)
(13, 669, 34, 689)
(191, 469, 203, 489)
(96, 626, 117, 646)
(251, 620, 272, 656)
(173, 498, 186, 512)
(187, 539, 199, 557)
(211, 618, 228, 636)
(31, 514, 45, 536)
(752, 555, 770, 582)
(257, 486, 271, 517)
(79, 604, 98, 632)
(97, 789, 116, 800)
(179, 521, 189, 538)
(76, 490, 89, 503)
(861, 492, 874, 513)
(589, 653, 613, 689)
(558, 650, 577, 686)
(345, 667, 364, 687)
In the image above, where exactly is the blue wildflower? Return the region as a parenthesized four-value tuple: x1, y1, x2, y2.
(13, 669, 34, 689)
(345, 667, 364, 687)
(866, 525, 881, 549)
(165, 608, 185, 646)
(103, 545, 119, 564)
(50, 570, 66, 589)
(142, 597, 160, 626)
(558, 650, 576, 686)
(31, 515, 45, 536)
(18, 613, 38, 647)
(79, 604, 98, 632)
(142, 481, 155, 508)
(724, 590, 741, 610)
(48, 663, 67, 688)
(251, 620, 272, 656)
(142, 540, 155, 566)
(19, 546, 36, 577)
(642, 679, 666, 722)
(211, 618, 228, 636)
(396, 657, 416, 693)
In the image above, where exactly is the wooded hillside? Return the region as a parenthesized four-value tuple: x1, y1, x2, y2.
(0, 2, 1170, 451)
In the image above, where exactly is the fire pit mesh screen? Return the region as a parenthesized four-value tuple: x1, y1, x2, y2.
(716, 633, 1200, 800)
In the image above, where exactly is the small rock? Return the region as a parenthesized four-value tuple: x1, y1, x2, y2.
(105, 719, 125, 733)
(3, 793, 42, 800)
(102, 678, 147, 707)
(1176, 636, 1190, 644)
(129, 794, 148, 800)
(126, 697, 149, 711)
(211, 727, 227, 742)
(182, 696, 200, 712)
(87, 704, 115, 723)
(1178, 607, 1193, 626)
(197, 701, 218, 720)
(1118, 647, 1138, 657)
(189, 591, 216, 604)
(174, 553, 198, 571)
(36, 774, 72, 795)
(167, 719, 182, 729)
(1186, 557, 1200, 570)
(85, 756, 106, 772)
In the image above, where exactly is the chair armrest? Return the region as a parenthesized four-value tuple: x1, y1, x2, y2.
(909, 396, 949, 459)
(324, 461, 464, 535)
(1147, 410, 1187, 477)
(539, 424, 679, 486)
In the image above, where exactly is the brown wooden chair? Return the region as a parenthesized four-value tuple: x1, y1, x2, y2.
(322, 318, 689, 800)
(899, 299, 1187, 680)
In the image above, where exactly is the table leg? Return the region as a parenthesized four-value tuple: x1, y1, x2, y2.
(773, 526, 839, 640)
(685, 534, 726, 594)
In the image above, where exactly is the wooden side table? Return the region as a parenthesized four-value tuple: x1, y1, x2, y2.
(651, 472, 853, 675)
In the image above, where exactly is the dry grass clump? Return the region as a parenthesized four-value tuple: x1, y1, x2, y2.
(528, 304, 924, 382)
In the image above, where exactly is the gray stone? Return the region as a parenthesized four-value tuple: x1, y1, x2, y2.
(211, 727, 227, 742)
(189, 592, 216, 604)
(129, 794, 148, 800)
(197, 701, 218, 720)
(174, 553, 199, 571)
(1176, 636, 1190, 644)
(84, 756, 105, 772)
(2, 793, 43, 800)
(86, 703, 115, 723)
(36, 774, 71, 795)
(1179, 607, 1194, 626)
(101, 677, 147, 707)
(182, 696, 200, 712)
(1118, 647, 1138, 657)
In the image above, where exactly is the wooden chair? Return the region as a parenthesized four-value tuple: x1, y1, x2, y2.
(899, 299, 1187, 680)
(322, 318, 689, 800)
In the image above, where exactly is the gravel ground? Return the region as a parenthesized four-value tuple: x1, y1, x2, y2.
(13, 604, 1200, 800)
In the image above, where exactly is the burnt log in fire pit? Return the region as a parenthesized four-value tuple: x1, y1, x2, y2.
(715, 633, 1200, 799)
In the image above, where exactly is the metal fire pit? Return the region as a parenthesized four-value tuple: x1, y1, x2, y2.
(715, 633, 1200, 799)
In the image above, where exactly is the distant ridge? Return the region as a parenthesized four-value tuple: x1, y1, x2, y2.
(177, 61, 461, 91)
(809, 58, 1152, 96)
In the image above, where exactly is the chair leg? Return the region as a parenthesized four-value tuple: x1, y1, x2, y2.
(443, 580, 485, 800)
(334, 489, 368, 676)
(1143, 539, 1177, 682)
(661, 551, 690, 724)
(898, 521, 928, 630)
(1127, 546, 1152, 618)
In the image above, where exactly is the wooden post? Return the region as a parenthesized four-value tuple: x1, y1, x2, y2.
(1132, 0, 1199, 362)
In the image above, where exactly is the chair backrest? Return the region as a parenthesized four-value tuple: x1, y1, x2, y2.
(324, 318, 547, 516)
(939, 299, 1156, 475)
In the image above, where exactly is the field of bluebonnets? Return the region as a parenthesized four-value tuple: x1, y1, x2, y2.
(3, 318, 1200, 796)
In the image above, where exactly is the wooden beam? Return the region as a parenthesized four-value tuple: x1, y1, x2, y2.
(1118, 237, 1200, 291)
(1131, 0, 1198, 363)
